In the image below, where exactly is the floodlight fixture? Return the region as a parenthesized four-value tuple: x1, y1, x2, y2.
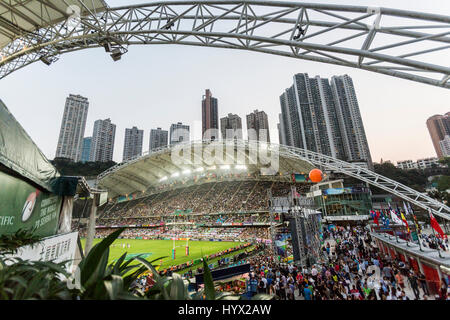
(40, 56, 52, 65)
(103, 42, 112, 52)
(110, 48, 122, 61)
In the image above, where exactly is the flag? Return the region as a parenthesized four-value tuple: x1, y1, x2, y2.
(405, 202, 421, 234)
(390, 209, 403, 225)
(403, 202, 409, 216)
(412, 213, 421, 235)
(429, 211, 446, 239)
(407, 202, 414, 214)
(373, 212, 379, 226)
(400, 212, 410, 234)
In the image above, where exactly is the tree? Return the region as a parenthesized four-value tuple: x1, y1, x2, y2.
(50, 159, 117, 177)
(438, 157, 450, 167)
(372, 162, 427, 194)
(436, 175, 450, 192)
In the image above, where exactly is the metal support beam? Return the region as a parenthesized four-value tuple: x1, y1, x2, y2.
(0, 1, 449, 88)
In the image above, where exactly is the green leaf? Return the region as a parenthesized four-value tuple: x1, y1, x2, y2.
(135, 257, 160, 280)
(251, 294, 274, 300)
(104, 275, 124, 300)
(111, 252, 128, 275)
(202, 258, 215, 300)
(78, 228, 124, 286)
(168, 273, 189, 300)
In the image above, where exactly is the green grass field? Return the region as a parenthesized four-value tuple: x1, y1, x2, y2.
(81, 238, 250, 271)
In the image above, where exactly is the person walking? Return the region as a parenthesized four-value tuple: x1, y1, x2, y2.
(408, 271, 420, 300)
(303, 284, 312, 301)
(395, 270, 405, 290)
(417, 272, 429, 296)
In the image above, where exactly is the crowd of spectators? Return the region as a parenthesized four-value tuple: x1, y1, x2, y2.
(99, 180, 305, 219)
(419, 233, 449, 251)
(243, 226, 449, 300)
(95, 212, 271, 228)
(79, 225, 272, 242)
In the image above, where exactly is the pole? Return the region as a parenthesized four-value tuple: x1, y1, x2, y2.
(84, 194, 98, 255)
(429, 211, 443, 259)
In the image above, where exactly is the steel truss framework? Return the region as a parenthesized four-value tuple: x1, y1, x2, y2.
(0, 1, 449, 87)
(97, 140, 450, 221)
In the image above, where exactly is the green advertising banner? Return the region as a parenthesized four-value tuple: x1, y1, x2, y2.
(0, 170, 62, 237)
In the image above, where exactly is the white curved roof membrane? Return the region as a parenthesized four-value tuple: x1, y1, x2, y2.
(96, 140, 315, 199)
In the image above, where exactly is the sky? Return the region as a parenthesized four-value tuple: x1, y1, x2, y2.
(0, 0, 449, 164)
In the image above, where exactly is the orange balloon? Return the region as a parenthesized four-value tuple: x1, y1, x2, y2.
(309, 168, 323, 183)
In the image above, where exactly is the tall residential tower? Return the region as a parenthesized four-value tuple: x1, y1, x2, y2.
(426, 112, 450, 158)
(90, 118, 116, 162)
(202, 89, 219, 141)
(220, 113, 243, 140)
(150, 127, 168, 151)
(122, 126, 143, 161)
(247, 109, 270, 142)
(55, 94, 89, 162)
(278, 73, 372, 167)
(170, 122, 190, 145)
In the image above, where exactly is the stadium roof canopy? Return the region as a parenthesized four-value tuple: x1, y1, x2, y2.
(0, 0, 107, 50)
(96, 140, 316, 199)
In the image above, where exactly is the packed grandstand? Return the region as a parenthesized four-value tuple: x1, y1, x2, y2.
(74, 180, 311, 242)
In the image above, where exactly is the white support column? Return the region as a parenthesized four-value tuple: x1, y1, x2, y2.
(84, 194, 99, 255)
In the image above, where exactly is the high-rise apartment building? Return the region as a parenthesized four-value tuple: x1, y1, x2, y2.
(220, 113, 243, 140)
(81, 137, 92, 163)
(426, 113, 450, 158)
(439, 135, 450, 157)
(90, 118, 116, 162)
(150, 127, 168, 151)
(246, 110, 270, 142)
(278, 73, 372, 168)
(122, 126, 143, 161)
(170, 122, 190, 145)
(330, 75, 372, 166)
(55, 94, 89, 162)
(202, 89, 219, 141)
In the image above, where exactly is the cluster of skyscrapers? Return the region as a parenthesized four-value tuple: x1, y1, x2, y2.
(55, 95, 118, 162)
(202, 89, 270, 142)
(55, 74, 372, 167)
(277, 73, 373, 168)
(55, 90, 271, 164)
(55, 93, 192, 162)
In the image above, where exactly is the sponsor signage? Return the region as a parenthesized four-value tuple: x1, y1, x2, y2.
(323, 187, 369, 195)
(0, 171, 62, 237)
(97, 192, 108, 207)
(3, 231, 78, 272)
(324, 215, 369, 221)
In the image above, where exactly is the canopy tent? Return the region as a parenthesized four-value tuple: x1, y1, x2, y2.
(0, 99, 59, 191)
